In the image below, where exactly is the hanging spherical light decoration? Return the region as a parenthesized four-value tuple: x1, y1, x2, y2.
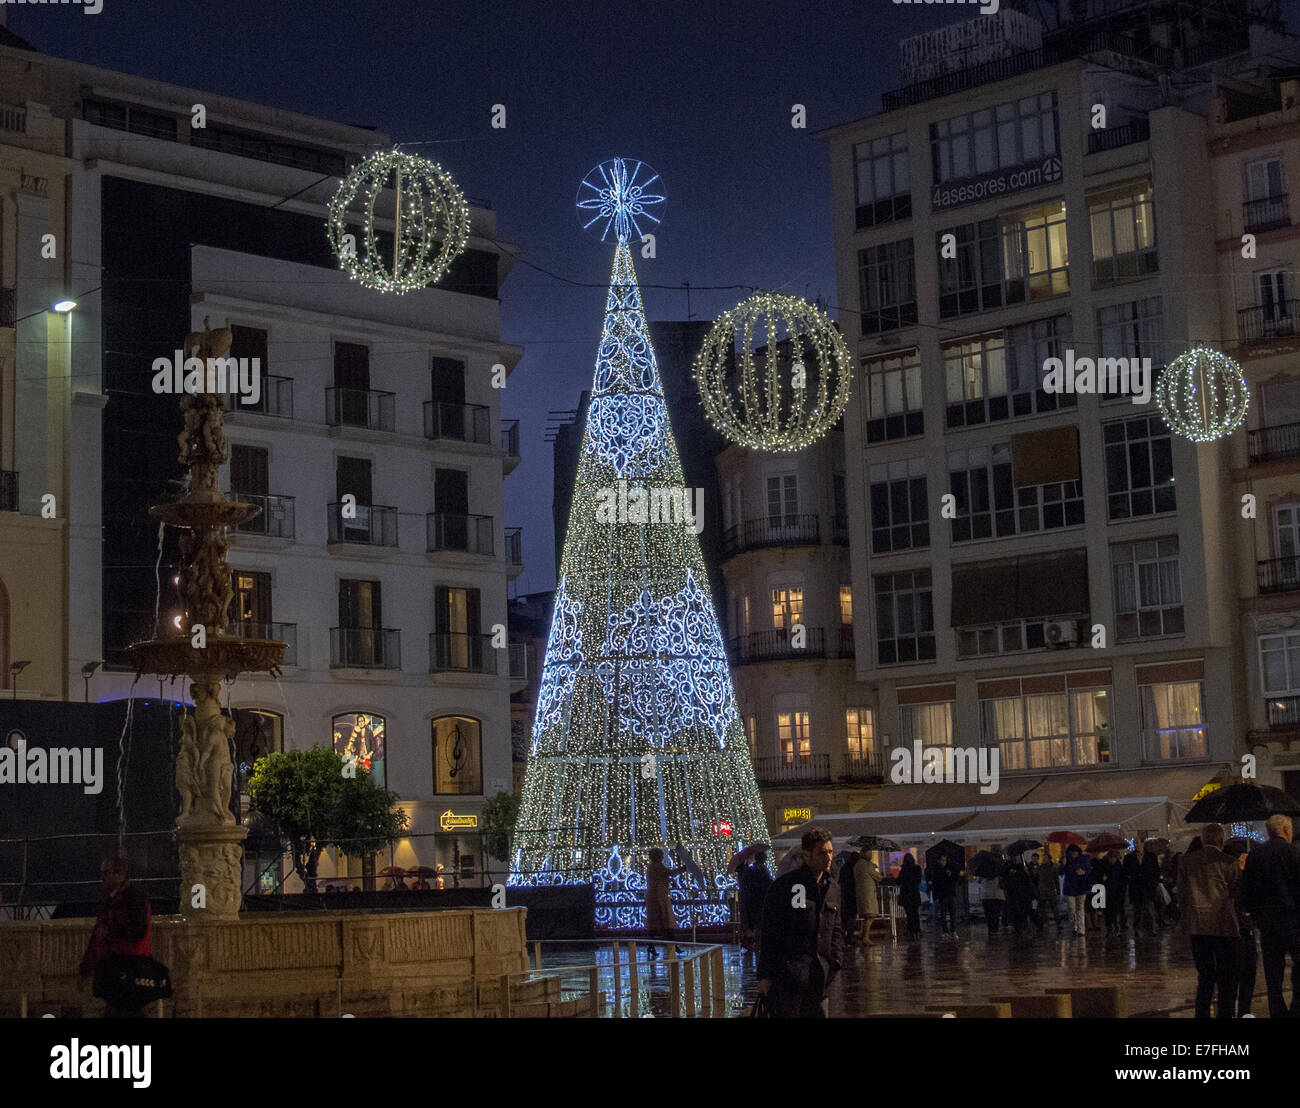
(1155, 347, 1250, 443)
(693, 292, 853, 452)
(326, 148, 470, 293)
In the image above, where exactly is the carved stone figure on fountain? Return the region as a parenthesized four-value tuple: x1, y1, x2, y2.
(177, 716, 199, 821)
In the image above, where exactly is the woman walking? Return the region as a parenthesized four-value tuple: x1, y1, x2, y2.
(644, 847, 683, 959)
(898, 854, 923, 939)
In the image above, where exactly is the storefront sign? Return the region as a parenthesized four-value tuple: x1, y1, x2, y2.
(781, 807, 814, 824)
(439, 809, 478, 831)
(931, 155, 1062, 212)
(712, 819, 733, 837)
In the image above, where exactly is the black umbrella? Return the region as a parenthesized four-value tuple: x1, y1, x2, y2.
(925, 840, 965, 870)
(849, 835, 901, 851)
(969, 850, 1002, 879)
(1006, 838, 1041, 857)
(1185, 783, 1300, 823)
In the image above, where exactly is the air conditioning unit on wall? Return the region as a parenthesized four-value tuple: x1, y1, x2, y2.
(1043, 620, 1079, 646)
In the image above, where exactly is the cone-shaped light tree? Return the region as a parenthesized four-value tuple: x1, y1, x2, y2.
(510, 159, 768, 926)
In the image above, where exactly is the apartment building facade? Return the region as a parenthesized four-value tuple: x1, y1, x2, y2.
(814, 3, 1284, 845)
(5, 44, 525, 888)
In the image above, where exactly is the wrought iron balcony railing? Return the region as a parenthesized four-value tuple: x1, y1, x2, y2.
(1258, 556, 1300, 595)
(327, 503, 399, 547)
(508, 642, 528, 682)
(728, 627, 828, 664)
(226, 374, 292, 418)
(227, 492, 295, 539)
(325, 387, 395, 432)
(722, 514, 821, 558)
(1248, 420, 1300, 464)
(330, 627, 401, 670)
(429, 632, 496, 675)
(427, 512, 494, 556)
(1243, 193, 1290, 235)
(752, 753, 832, 787)
(229, 621, 298, 666)
(424, 401, 491, 444)
(1267, 694, 1300, 729)
(1086, 116, 1150, 154)
(842, 752, 886, 783)
(1238, 298, 1298, 345)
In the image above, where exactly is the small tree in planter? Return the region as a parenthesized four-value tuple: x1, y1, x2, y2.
(481, 791, 519, 864)
(247, 746, 408, 894)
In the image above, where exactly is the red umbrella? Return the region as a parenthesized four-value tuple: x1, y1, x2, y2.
(727, 842, 771, 873)
(1047, 831, 1086, 846)
(1086, 833, 1128, 853)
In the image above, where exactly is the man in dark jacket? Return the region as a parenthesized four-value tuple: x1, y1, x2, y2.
(1241, 814, 1300, 1019)
(736, 850, 773, 952)
(79, 856, 153, 1017)
(758, 827, 842, 1017)
(927, 853, 961, 936)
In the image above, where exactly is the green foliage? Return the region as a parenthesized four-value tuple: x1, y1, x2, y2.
(247, 746, 408, 893)
(481, 790, 519, 862)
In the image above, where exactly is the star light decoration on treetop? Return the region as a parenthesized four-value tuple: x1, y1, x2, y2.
(694, 292, 853, 453)
(1155, 347, 1250, 444)
(326, 148, 470, 294)
(575, 157, 665, 244)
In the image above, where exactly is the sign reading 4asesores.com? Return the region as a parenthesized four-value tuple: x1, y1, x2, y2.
(931, 154, 1062, 211)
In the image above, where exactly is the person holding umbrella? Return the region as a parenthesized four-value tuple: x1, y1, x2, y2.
(927, 847, 963, 938)
(734, 844, 772, 952)
(644, 847, 683, 960)
(1061, 843, 1092, 936)
(853, 850, 883, 945)
(897, 854, 924, 939)
(1035, 852, 1061, 933)
(1176, 823, 1240, 1020)
(1241, 813, 1300, 1019)
(1223, 838, 1258, 1018)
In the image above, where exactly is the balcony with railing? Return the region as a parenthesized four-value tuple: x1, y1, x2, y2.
(842, 751, 886, 783)
(330, 627, 401, 670)
(722, 514, 820, 558)
(728, 627, 840, 665)
(1248, 420, 1300, 464)
(1139, 727, 1208, 763)
(430, 632, 497, 675)
(226, 375, 293, 418)
(1258, 556, 1300, 595)
(1086, 116, 1149, 154)
(424, 401, 491, 444)
(752, 754, 832, 787)
(508, 642, 528, 685)
(0, 470, 16, 512)
(1267, 694, 1300, 729)
(327, 503, 399, 547)
(505, 526, 523, 577)
(228, 492, 295, 540)
(427, 512, 493, 556)
(1243, 194, 1290, 235)
(1238, 298, 1298, 346)
(501, 419, 521, 474)
(229, 621, 298, 666)
(325, 387, 395, 432)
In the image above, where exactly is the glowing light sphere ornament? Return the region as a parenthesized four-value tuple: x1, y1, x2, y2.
(326, 148, 470, 293)
(1155, 347, 1250, 443)
(694, 292, 853, 452)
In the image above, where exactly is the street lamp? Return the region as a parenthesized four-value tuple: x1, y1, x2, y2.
(9, 659, 30, 699)
(81, 660, 102, 703)
(52, 299, 77, 313)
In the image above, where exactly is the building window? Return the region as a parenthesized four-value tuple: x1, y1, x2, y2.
(958, 617, 1055, 656)
(846, 707, 876, 762)
(232, 708, 284, 792)
(1256, 269, 1294, 331)
(865, 349, 923, 442)
(1276, 503, 1300, 576)
(1004, 201, 1070, 300)
(1113, 537, 1183, 640)
(1006, 314, 1076, 417)
(1104, 415, 1174, 519)
(854, 132, 910, 229)
(980, 685, 1109, 771)
(333, 712, 386, 787)
(1096, 297, 1163, 396)
(898, 700, 952, 746)
(766, 474, 798, 524)
(1089, 184, 1157, 285)
(875, 569, 935, 664)
(771, 581, 804, 630)
(937, 201, 1068, 319)
(432, 715, 483, 795)
(1260, 632, 1300, 695)
(944, 334, 1008, 428)
(1139, 680, 1206, 761)
(869, 457, 928, 553)
(745, 715, 757, 756)
(858, 239, 917, 336)
(839, 585, 853, 626)
(937, 217, 1003, 317)
(948, 442, 1082, 542)
(930, 92, 1058, 185)
(777, 709, 812, 764)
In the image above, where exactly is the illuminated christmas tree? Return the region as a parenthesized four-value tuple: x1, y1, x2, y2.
(509, 158, 768, 926)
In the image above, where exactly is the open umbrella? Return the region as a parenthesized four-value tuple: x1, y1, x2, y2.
(673, 842, 707, 887)
(1086, 833, 1128, 853)
(776, 845, 804, 876)
(849, 835, 900, 851)
(969, 851, 1002, 878)
(1186, 783, 1300, 823)
(406, 866, 439, 877)
(925, 840, 965, 869)
(378, 866, 405, 876)
(1047, 831, 1086, 846)
(1006, 838, 1041, 857)
(727, 842, 771, 872)
(1143, 837, 1170, 854)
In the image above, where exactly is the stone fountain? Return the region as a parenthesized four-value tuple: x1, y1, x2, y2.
(128, 318, 285, 922)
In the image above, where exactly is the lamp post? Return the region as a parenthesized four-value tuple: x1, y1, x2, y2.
(81, 660, 101, 703)
(9, 659, 30, 699)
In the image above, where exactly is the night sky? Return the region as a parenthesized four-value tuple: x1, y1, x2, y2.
(16, 0, 1023, 592)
